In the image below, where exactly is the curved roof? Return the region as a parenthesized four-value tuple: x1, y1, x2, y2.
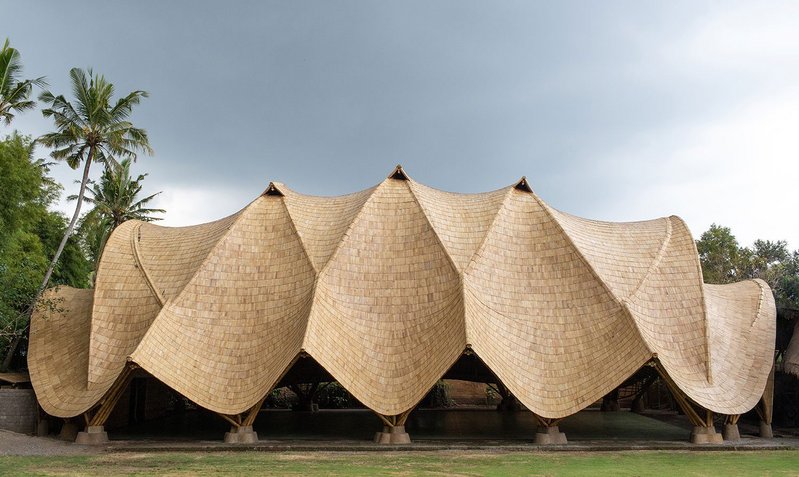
(29, 166, 776, 419)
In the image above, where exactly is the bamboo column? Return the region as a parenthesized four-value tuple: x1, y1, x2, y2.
(373, 409, 413, 444)
(654, 362, 722, 444)
(220, 395, 266, 444)
(757, 365, 775, 438)
(533, 414, 567, 445)
(722, 414, 741, 441)
(75, 365, 134, 445)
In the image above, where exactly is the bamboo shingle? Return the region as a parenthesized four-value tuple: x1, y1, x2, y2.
(28, 168, 776, 422)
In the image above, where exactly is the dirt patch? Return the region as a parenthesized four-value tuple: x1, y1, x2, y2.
(0, 430, 96, 456)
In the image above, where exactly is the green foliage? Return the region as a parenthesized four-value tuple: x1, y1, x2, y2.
(74, 158, 164, 266)
(38, 68, 152, 170)
(0, 38, 46, 127)
(422, 380, 455, 408)
(0, 134, 90, 363)
(317, 382, 353, 409)
(696, 224, 742, 284)
(697, 224, 799, 311)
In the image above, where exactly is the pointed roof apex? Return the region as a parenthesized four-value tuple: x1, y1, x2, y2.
(388, 164, 410, 181)
(263, 182, 285, 197)
(514, 176, 532, 193)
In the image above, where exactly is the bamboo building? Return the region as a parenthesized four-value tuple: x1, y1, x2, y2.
(28, 166, 776, 445)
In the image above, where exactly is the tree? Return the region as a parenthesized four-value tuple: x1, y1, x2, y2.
(0, 39, 46, 126)
(696, 224, 742, 284)
(35, 67, 152, 294)
(73, 158, 164, 266)
(1, 68, 152, 368)
(0, 134, 90, 370)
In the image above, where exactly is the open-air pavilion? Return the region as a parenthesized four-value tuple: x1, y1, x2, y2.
(28, 166, 776, 445)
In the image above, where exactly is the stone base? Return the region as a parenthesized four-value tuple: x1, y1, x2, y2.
(374, 425, 411, 444)
(631, 397, 645, 414)
(760, 421, 773, 438)
(75, 425, 109, 445)
(690, 426, 723, 444)
(600, 399, 620, 412)
(722, 423, 741, 441)
(534, 426, 567, 445)
(223, 425, 258, 444)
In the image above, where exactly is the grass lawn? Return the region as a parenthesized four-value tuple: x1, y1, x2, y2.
(1, 450, 798, 476)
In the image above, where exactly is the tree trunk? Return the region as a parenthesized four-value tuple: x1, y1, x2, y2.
(1, 151, 94, 371)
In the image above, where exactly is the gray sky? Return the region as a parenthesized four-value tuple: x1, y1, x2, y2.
(3, 1, 798, 248)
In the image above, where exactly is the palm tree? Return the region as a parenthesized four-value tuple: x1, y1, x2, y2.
(72, 158, 165, 264)
(36, 67, 153, 294)
(0, 38, 46, 126)
(0, 68, 152, 370)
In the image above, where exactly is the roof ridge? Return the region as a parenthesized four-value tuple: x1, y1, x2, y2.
(676, 215, 712, 384)
(533, 192, 627, 315)
(405, 180, 463, 276)
(315, 181, 383, 277)
(622, 216, 673, 303)
(462, 186, 516, 277)
(129, 222, 166, 306)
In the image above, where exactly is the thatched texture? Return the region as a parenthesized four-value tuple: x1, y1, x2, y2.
(29, 167, 776, 420)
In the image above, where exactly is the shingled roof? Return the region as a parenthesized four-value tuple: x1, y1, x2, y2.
(28, 166, 776, 421)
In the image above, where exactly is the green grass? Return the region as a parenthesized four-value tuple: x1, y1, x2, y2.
(1, 450, 798, 476)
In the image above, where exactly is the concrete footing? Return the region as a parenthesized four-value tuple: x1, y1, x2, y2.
(760, 421, 773, 438)
(223, 425, 258, 444)
(690, 426, 723, 444)
(374, 425, 411, 444)
(722, 423, 741, 441)
(534, 426, 567, 445)
(75, 425, 109, 445)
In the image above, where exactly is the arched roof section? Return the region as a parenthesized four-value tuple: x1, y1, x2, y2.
(463, 188, 652, 418)
(303, 177, 466, 416)
(88, 220, 163, 389)
(28, 287, 107, 417)
(129, 195, 316, 414)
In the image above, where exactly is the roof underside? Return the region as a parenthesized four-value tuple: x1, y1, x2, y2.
(29, 170, 776, 418)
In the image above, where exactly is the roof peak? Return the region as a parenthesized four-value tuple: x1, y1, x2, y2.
(514, 176, 532, 193)
(262, 182, 284, 197)
(388, 164, 410, 181)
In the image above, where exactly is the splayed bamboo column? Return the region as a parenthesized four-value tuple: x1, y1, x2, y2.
(533, 415, 567, 445)
(75, 365, 134, 445)
(756, 365, 775, 438)
(220, 395, 267, 444)
(722, 414, 741, 441)
(374, 410, 412, 444)
(654, 362, 722, 444)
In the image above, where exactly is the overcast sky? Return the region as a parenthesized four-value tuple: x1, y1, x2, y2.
(3, 1, 798, 248)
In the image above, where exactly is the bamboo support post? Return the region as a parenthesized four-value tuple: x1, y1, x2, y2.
(655, 363, 721, 443)
(722, 414, 741, 441)
(75, 366, 134, 445)
(373, 410, 412, 444)
(532, 414, 567, 445)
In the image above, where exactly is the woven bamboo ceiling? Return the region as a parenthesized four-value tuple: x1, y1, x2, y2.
(29, 166, 775, 419)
